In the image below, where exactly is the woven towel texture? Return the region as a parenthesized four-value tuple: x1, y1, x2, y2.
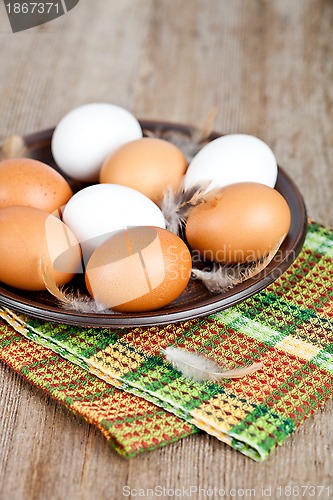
(0, 321, 197, 457)
(0, 221, 332, 461)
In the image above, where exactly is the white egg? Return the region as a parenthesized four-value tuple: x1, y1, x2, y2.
(51, 103, 143, 182)
(184, 134, 278, 192)
(62, 184, 166, 262)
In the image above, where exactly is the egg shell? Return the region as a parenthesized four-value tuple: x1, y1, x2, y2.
(0, 206, 82, 291)
(0, 158, 73, 212)
(184, 134, 278, 192)
(62, 184, 166, 262)
(185, 182, 291, 263)
(51, 103, 143, 182)
(100, 137, 188, 203)
(85, 226, 192, 312)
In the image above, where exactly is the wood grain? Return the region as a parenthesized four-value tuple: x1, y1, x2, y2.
(0, 1, 332, 498)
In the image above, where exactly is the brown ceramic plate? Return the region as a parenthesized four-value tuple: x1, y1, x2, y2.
(0, 121, 307, 328)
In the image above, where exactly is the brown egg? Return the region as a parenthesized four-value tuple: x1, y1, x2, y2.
(185, 182, 291, 263)
(0, 206, 82, 290)
(99, 137, 188, 203)
(85, 226, 192, 312)
(0, 158, 73, 212)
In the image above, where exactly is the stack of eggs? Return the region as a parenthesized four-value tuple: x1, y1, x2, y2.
(0, 103, 291, 313)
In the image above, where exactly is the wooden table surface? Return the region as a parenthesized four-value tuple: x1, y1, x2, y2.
(0, 1, 332, 498)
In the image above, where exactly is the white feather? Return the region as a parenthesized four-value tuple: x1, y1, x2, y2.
(41, 257, 113, 314)
(0, 134, 27, 160)
(192, 235, 286, 294)
(161, 346, 262, 382)
(143, 108, 217, 162)
(161, 180, 209, 234)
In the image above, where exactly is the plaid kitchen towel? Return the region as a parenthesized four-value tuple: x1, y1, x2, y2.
(0, 320, 197, 457)
(0, 220, 332, 461)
